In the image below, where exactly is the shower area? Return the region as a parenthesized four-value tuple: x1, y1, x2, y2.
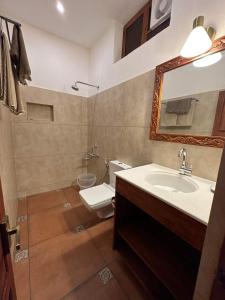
(12, 84, 97, 198)
(0, 80, 112, 299)
(0, 42, 101, 230)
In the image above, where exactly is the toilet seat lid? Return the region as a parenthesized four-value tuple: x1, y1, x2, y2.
(79, 183, 115, 208)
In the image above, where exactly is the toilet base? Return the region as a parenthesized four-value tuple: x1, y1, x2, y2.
(96, 205, 114, 219)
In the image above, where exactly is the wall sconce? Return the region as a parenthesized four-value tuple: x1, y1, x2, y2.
(180, 16, 216, 58)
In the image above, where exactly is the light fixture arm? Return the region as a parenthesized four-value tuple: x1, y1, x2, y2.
(192, 16, 216, 40)
(206, 26, 216, 40)
(193, 16, 204, 28)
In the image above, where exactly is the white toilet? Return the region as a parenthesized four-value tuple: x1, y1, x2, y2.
(79, 160, 131, 219)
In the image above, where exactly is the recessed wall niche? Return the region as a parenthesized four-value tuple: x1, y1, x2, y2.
(27, 103, 54, 121)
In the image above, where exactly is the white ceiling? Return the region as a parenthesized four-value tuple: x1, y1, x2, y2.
(0, 0, 148, 48)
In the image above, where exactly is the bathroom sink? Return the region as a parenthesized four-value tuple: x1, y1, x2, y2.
(115, 164, 215, 224)
(145, 172, 199, 193)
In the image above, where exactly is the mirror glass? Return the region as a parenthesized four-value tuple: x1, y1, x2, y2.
(158, 51, 225, 137)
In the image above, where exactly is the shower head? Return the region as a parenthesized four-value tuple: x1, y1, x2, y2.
(71, 82, 79, 91)
(72, 81, 99, 92)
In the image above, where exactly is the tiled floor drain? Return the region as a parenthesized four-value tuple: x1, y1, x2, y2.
(74, 225, 85, 233)
(98, 267, 113, 285)
(17, 215, 28, 223)
(64, 202, 72, 209)
(15, 249, 29, 263)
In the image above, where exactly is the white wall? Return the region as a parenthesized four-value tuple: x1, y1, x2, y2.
(89, 0, 225, 94)
(89, 20, 123, 96)
(2, 20, 90, 97)
(22, 23, 90, 97)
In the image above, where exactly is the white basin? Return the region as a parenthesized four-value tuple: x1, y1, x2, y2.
(115, 164, 215, 225)
(145, 172, 199, 193)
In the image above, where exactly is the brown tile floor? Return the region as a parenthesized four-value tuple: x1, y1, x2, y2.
(14, 187, 148, 300)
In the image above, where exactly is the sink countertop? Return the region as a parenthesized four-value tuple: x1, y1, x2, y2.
(115, 164, 215, 225)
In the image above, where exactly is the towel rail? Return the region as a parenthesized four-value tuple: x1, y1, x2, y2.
(162, 98, 199, 104)
(0, 15, 21, 27)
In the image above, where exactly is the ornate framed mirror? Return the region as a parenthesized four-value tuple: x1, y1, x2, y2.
(150, 35, 225, 148)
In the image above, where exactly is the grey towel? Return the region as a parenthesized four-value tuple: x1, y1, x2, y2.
(166, 98, 193, 114)
(176, 101, 196, 126)
(160, 103, 177, 127)
(0, 32, 25, 115)
(11, 24, 31, 85)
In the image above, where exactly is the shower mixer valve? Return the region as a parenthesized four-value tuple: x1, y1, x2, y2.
(84, 144, 99, 160)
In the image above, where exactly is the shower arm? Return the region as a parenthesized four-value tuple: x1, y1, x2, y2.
(75, 81, 99, 89)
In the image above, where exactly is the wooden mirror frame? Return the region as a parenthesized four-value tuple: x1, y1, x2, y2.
(150, 35, 225, 148)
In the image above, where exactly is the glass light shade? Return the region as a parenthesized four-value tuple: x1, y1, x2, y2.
(180, 26, 212, 58)
(193, 52, 222, 68)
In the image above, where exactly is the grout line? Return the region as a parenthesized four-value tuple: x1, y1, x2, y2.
(27, 200, 108, 298)
(28, 189, 126, 300)
(26, 188, 111, 298)
(27, 190, 84, 249)
(28, 202, 66, 216)
(29, 230, 72, 250)
(61, 263, 109, 299)
(85, 220, 110, 264)
(27, 194, 68, 217)
(27, 201, 32, 300)
(110, 265, 132, 300)
(14, 152, 85, 160)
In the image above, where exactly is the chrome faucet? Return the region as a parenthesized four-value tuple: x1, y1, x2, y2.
(178, 148, 192, 176)
(88, 144, 99, 158)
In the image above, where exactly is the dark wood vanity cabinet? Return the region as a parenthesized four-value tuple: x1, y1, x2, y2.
(113, 177, 207, 300)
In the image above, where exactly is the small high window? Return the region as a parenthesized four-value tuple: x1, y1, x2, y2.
(122, 0, 171, 57)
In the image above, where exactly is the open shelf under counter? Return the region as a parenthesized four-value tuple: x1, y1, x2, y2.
(118, 219, 200, 300)
(113, 177, 205, 300)
(118, 239, 175, 300)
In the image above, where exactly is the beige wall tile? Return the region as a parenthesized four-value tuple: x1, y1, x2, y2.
(55, 101, 82, 124)
(94, 89, 114, 126)
(15, 154, 67, 195)
(22, 86, 61, 106)
(62, 154, 84, 183)
(123, 72, 154, 127)
(60, 125, 82, 154)
(81, 126, 88, 153)
(12, 86, 88, 196)
(0, 105, 18, 228)
(88, 70, 222, 183)
(13, 123, 55, 157)
(81, 98, 88, 125)
(1, 70, 223, 203)
(108, 84, 126, 127)
(87, 97, 96, 126)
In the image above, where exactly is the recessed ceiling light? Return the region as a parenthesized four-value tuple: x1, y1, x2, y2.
(193, 52, 222, 68)
(56, 1, 65, 14)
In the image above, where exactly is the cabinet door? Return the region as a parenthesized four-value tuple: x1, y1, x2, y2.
(212, 91, 225, 137)
(211, 237, 225, 299)
(0, 179, 17, 300)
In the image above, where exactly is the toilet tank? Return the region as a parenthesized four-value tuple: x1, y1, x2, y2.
(109, 160, 131, 188)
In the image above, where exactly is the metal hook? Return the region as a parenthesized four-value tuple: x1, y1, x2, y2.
(0, 18, 3, 32)
(5, 20, 10, 43)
